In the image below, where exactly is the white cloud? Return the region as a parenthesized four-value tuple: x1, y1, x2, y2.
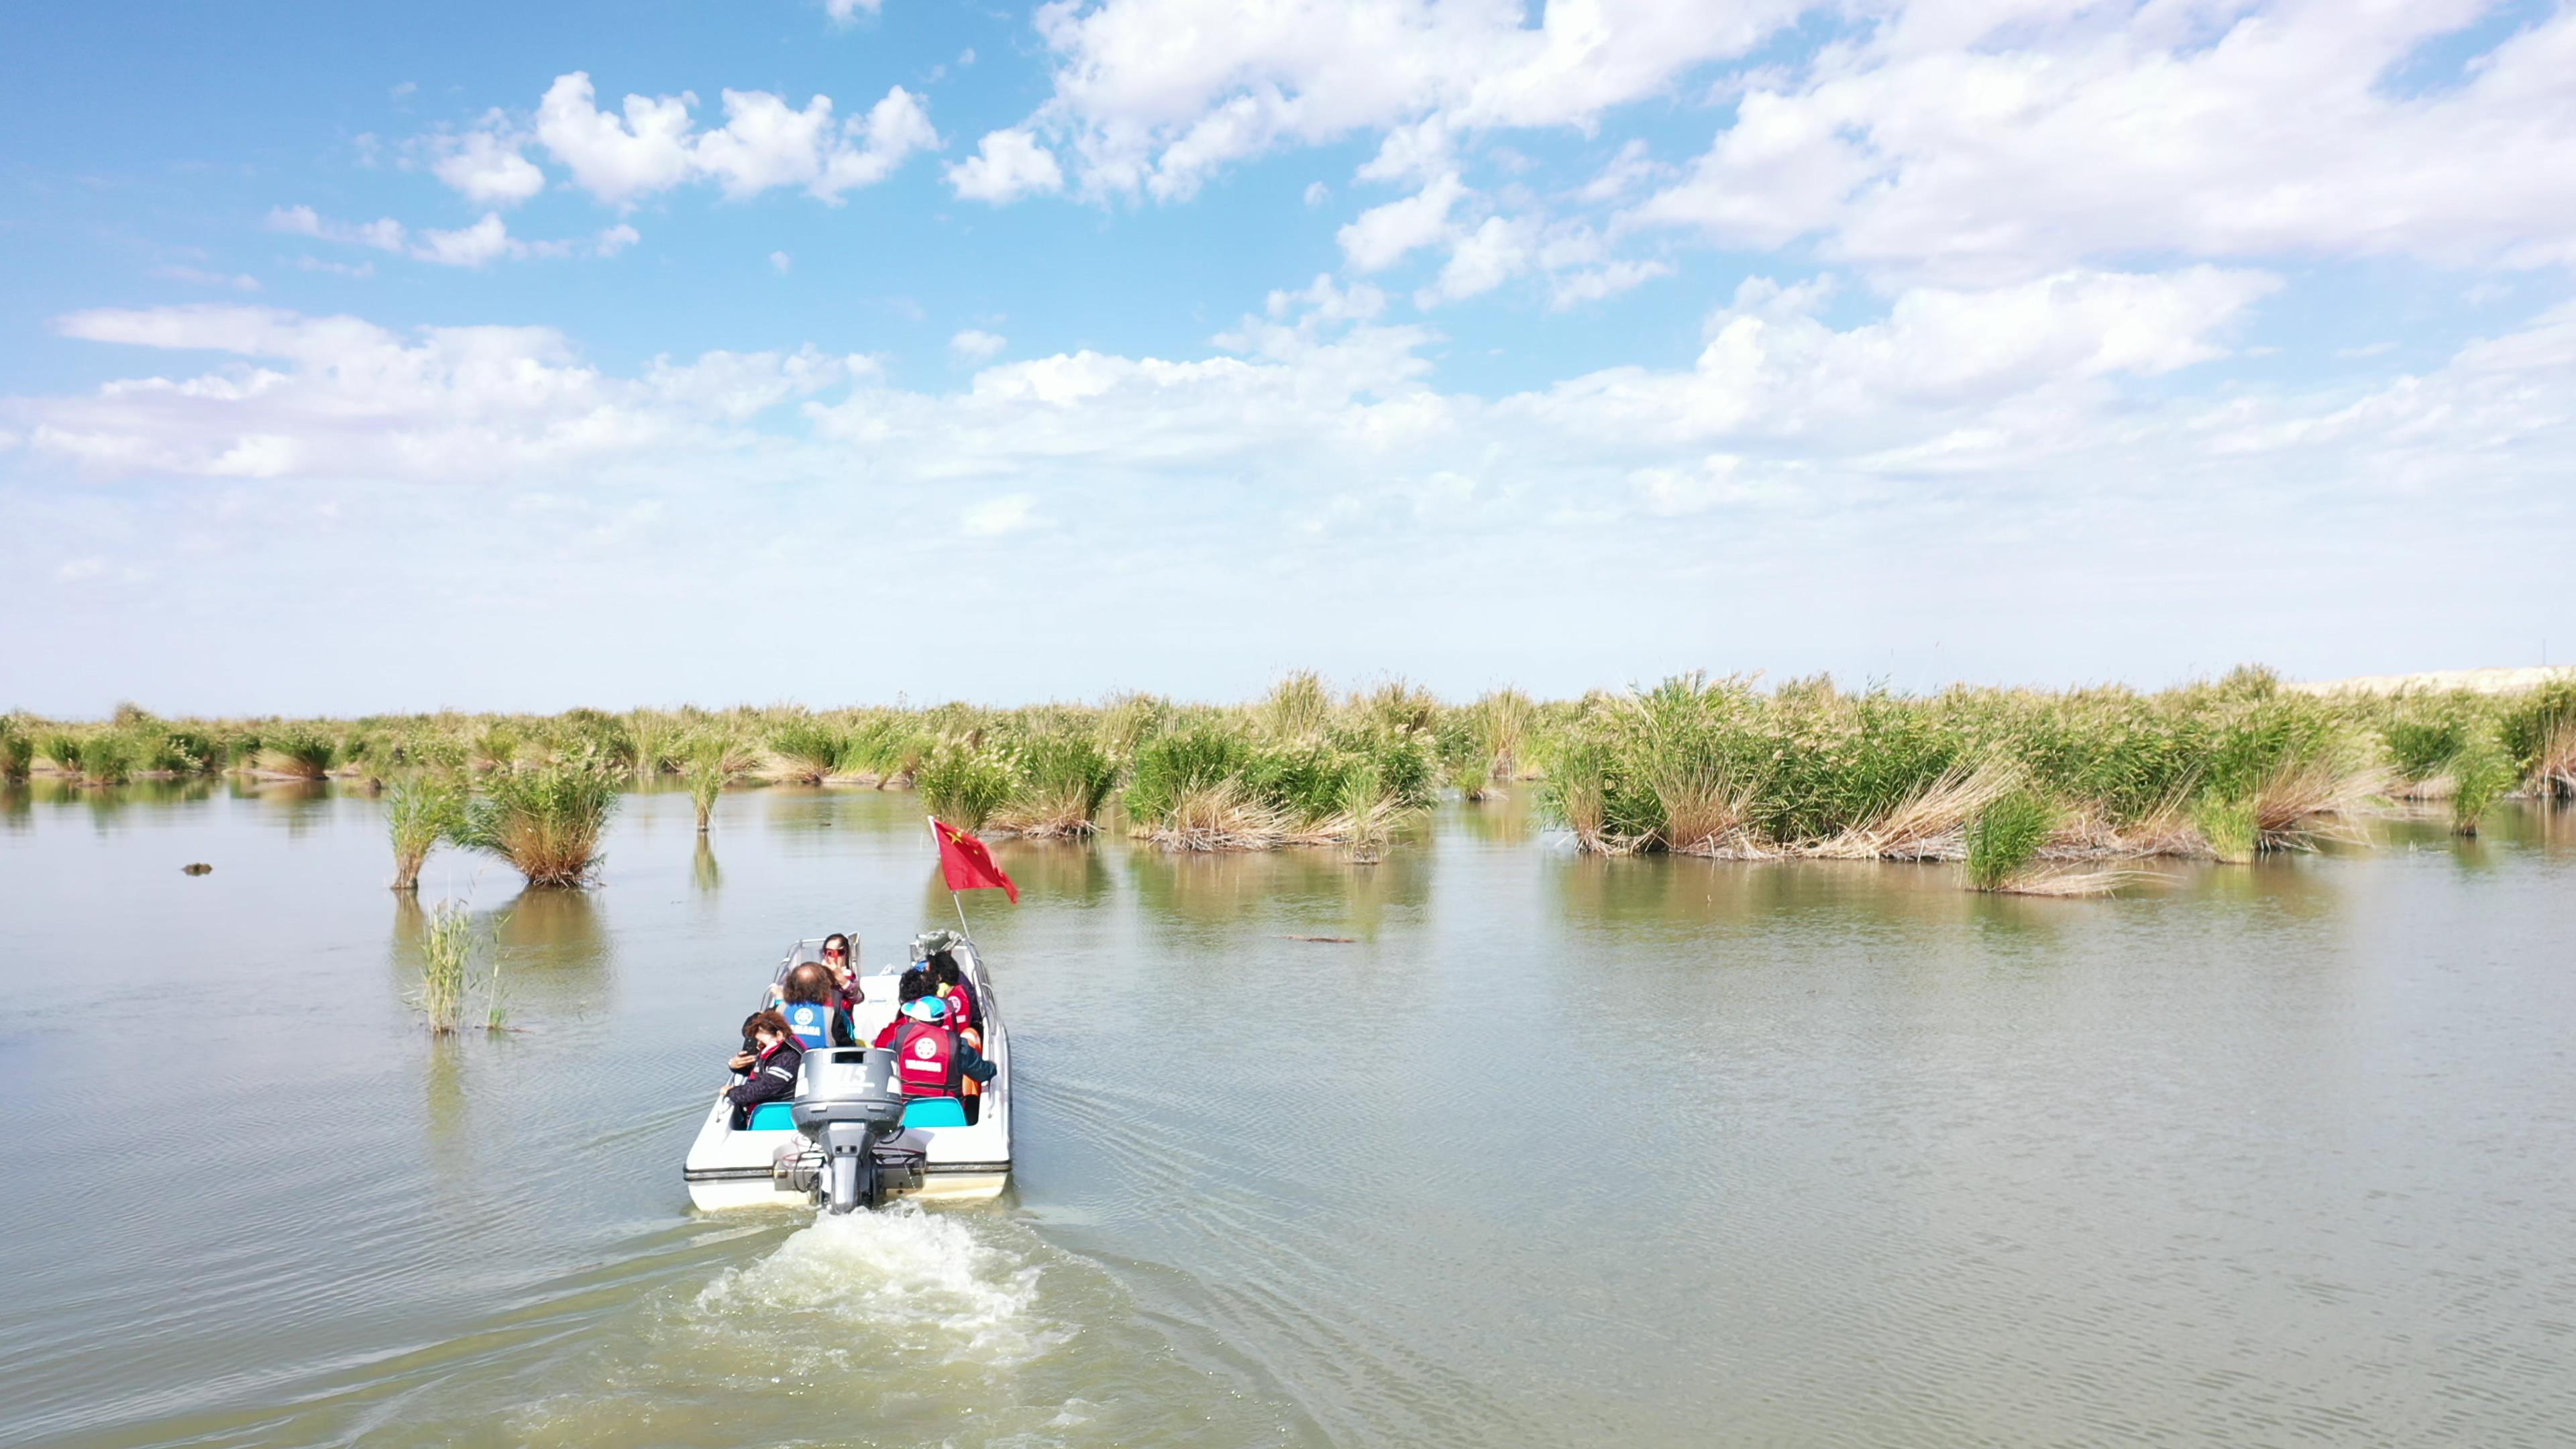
(268, 205, 407, 253)
(56, 556, 107, 582)
(153, 266, 261, 292)
(824, 0, 880, 21)
(1550, 258, 1672, 309)
(1023, 0, 1802, 200)
(13, 283, 2575, 702)
(1337, 173, 1465, 272)
(770, 250, 793, 273)
(1419, 213, 1536, 305)
(530, 72, 934, 207)
(534, 74, 698, 205)
(1629, 2, 2576, 278)
(272, 205, 636, 268)
(950, 329, 1008, 362)
(1303, 180, 1330, 207)
(294, 256, 376, 279)
(946, 128, 1065, 203)
(962, 494, 1036, 536)
(414, 213, 518, 267)
(23, 305, 868, 480)
(430, 124, 547, 206)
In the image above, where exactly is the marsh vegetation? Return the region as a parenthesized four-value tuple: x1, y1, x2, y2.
(12, 669, 2570, 890)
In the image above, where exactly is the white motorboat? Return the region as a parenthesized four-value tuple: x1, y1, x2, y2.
(682, 933, 1011, 1212)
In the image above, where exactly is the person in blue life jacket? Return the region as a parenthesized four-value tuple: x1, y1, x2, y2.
(722, 1009, 804, 1128)
(777, 961, 857, 1051)
(888, 996, 995, 1119)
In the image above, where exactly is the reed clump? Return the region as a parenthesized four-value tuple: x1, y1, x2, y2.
(988, 735, 1118, 837)
(415, 902, 472, 1034)
(682, 733, 751, 833)
(0, 718, 32, 783)
(451, 759, 620, 888)
(386, 773, 465, 890)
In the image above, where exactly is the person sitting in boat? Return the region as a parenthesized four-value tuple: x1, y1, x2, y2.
(721, 1009, 804, 1129)
(820, 932, 863, 1014)
(888, 996, 994, 1112)
(926, 951, 977, 1033)
(778, 962, 858, 1051)
(871, 969, 934, 1048)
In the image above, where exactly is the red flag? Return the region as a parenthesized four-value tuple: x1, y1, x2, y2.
(932, 818, 1019, 904)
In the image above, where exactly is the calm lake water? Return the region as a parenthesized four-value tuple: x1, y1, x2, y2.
(2, 781, 2571, 1447)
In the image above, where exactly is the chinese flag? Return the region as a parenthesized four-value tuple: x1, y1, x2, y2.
(932, 818, 1020, 903)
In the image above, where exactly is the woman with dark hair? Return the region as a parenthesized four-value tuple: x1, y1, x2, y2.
(820, 933, 863, 1016)
(778, 961, 858, 1050)
(871, 970, 934, 1048)
(722, 1009, 803, 1128)
(926, 951, 978, 1034)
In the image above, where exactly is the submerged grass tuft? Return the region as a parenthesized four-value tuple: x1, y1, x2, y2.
(415, 902, 471, 1034)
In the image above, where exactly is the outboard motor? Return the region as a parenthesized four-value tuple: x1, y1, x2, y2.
(786, 1047, 925, 1212)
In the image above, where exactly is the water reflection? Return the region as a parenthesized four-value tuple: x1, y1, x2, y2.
(1124, 843, 1432, 940)
(1, 785, 27, 833)
(493, 888, 610, 987)
(691, 837, 722, 893)
(987, 838, 1112, 908)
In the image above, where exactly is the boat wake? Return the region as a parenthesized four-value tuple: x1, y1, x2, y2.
(693, 1204, 1053, 1368)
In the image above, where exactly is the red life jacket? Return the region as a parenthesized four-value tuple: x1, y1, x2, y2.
(938, 982, 975, 1032)
(891, 1020, 958, 1098)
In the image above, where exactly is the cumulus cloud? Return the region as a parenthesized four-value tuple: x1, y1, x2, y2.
(950, 329, 1008, 362)
(429, 123, 547, 206)
(770, 250, 793, 273)
(1337, 173, 1465, 272)
(1022, 0, 1801, 201)
(531, 72, 934, 206)
(946, 129, 1065, 203)
(1628, 1, 2576, 278)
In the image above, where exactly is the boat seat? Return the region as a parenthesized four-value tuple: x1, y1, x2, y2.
(902, 1097, 967, 1128)
(745, 1100, 797, 1130)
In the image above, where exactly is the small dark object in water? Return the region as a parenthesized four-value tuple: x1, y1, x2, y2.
(1282, 934, 1356, 943)
(182, 862, 213, 875)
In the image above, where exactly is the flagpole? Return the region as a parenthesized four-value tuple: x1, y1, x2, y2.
(929, 815, 972, 941)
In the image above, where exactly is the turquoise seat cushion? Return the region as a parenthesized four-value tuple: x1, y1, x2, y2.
(902, 1097, 967, 1128)
(746, 1100, 797, 1130)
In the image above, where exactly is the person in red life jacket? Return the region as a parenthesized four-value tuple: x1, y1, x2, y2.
(889, 996, 994, 1110)
(872, 970, 934, 1048)
(820, 932, 863, 1016)
(926, 952, 977, 1034)
(722, 1009, 805, 1128)
(777, 962, 857, 1051)
(921, 952, 987, 1114)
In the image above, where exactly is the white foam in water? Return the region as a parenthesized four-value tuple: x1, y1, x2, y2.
(694, 1204, 1050, 1366)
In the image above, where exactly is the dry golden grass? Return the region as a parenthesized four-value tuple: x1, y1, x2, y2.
(2252, 759, 2389, 851)
(1809, 761, 2021, 860)
(1138, 782, 1289, 851)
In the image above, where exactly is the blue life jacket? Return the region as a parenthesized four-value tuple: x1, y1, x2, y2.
(782, 1001, 833, 1051)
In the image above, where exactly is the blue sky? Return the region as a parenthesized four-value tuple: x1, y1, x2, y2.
(4, 0, 2573, 716)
